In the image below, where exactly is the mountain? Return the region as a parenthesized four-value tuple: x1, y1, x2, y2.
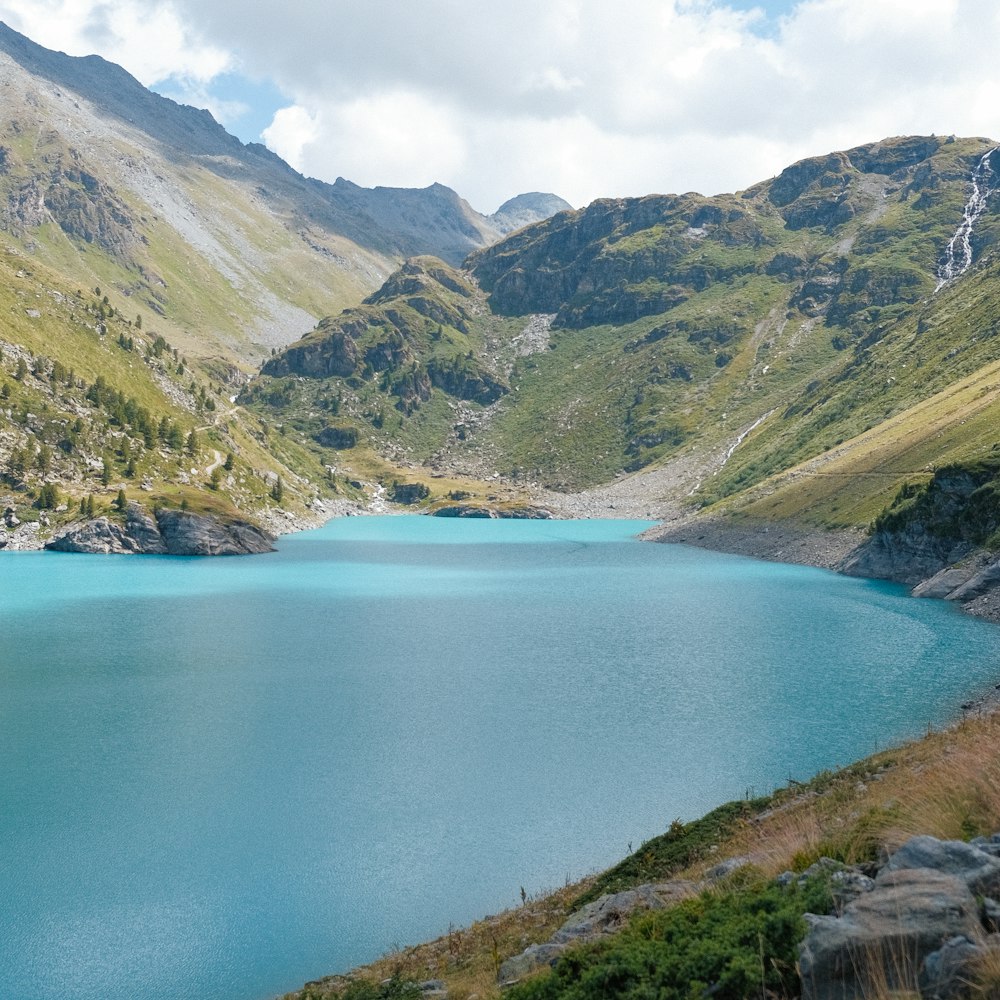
(252, 133, 1000, 604)
(0, 23, 570, 549)
(488, 192, 574, 235)
(3, 12, 1000, 594)
(0, 21, 568, 361)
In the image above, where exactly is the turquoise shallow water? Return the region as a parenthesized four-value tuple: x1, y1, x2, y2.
(2, 515, 1000, 1000)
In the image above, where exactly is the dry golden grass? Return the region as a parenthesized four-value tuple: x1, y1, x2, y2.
(847, 939, 924, 1000)
(968, 943, 1000, 1000)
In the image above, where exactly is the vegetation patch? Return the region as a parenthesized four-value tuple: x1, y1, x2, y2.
(508, 875, 833, 1000)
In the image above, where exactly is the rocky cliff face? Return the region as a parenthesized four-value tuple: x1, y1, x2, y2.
(45, 502, 274, 556)
(840, 461, 1000, 606)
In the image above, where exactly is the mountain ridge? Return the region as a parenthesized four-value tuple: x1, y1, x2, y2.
(0, 20, 568, 266)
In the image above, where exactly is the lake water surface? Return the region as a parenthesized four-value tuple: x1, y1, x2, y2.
(2, 516, 999, 1000)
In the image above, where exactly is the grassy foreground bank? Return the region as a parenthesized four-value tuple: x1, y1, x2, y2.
(285, 699, 1000, 1000)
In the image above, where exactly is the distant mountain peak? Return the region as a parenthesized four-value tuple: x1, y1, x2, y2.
(488, 192, 574, 235)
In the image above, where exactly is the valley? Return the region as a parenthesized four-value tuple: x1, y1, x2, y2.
(4, 19, 1000, 603)
(6, 20, 1000, 1000)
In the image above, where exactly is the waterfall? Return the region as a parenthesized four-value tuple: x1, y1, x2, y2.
(935, 147, 998, 292)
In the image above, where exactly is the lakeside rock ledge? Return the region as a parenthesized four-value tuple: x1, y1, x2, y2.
(45, 502, 275, 556)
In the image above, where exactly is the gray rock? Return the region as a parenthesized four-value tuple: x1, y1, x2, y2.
(46, 516, 145, 554)
(155, 509, 274, 556)
(985, 897, 1000, 932)
(498, 881, 696, 985)
(920, 935, 990, 1000)
(882, 835, 1000, 896)
(124, 502, 167, 553)
(705, 855, 754, 881)
(553, 882, 695, 944)
(794, 859, 876, 911)
(947, 559, 1000, 602)
(45, 505, 274, 556)
(970, 836, 1000, 858)
(799, 868, 982, 1000)
(840, 528, 971, 587)
(912, 566, 979, 600)
(498, 943, 568, 986)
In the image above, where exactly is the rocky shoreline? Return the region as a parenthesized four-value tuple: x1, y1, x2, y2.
(0, 495, 369, 556)
(649, 512, 1000, 626)
(44, 502, 276, 556)
(649, 515, 866, 572)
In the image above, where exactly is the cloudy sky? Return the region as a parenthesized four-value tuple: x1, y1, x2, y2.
(0, 0, 998, 213)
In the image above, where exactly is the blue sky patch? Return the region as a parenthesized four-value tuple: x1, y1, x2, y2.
(152, 71, 290, 144)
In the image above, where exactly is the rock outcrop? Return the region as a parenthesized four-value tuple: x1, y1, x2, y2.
(154, 509, 275, 556)
(45, 502, 274, 556)
(836, 462, 1000, 618)
(799, 835, 1000, 1000)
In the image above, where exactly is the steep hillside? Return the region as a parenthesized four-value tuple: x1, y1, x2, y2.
(0, 245, 332, 549)
(0, 22, 569, 369)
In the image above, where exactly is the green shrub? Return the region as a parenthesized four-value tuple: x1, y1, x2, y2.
(511, 876, 833, 1000)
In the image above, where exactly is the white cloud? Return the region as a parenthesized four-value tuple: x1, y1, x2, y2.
(260, 105, 319, 173)
(3, 0, 1000, 211)
(0, 0, 230, 85)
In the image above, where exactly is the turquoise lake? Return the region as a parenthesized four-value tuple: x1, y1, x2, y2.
(3, 515, 1000, 1000)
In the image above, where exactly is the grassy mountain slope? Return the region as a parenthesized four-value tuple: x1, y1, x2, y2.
(0, 243, 355, 537)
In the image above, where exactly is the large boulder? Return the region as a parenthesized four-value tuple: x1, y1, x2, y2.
(881, 835, 1000, 896)
(799, 868, 982, 1000)
(800, 836, 1000, 1000)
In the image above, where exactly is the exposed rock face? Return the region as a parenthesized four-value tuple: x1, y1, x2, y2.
(153, 509, 274, 556)
(840, 525, 973, 587)
(45, 502, 274, 556)
(838, 462, 1000, 612)
(45, 504, 166, 554)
